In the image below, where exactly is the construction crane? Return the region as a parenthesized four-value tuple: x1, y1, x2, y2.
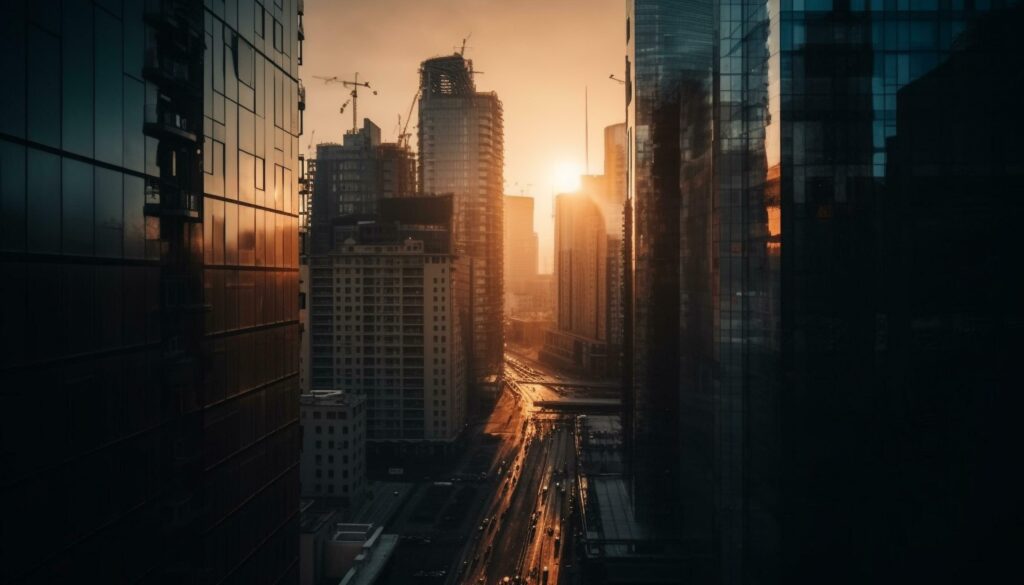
(397, 90, 419, 149)
(456, 33, 472, 57)
(313, 73, 378, 134)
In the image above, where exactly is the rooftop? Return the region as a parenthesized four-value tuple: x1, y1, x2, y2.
(300, 390, 364, 408)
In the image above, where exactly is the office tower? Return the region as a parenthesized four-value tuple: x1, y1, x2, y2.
(503, 195, 538, 304)
(626, 1, 1024, 583)
(308, 196, 466, 449)
(418, 53, 504, 387)
(541, 192, 611, 377)
(299, 391, 367, 504)
(626, 3, 710, 559)
(0, 0, 303, 582)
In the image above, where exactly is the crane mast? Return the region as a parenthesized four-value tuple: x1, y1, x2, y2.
(313, 72, 378, 134)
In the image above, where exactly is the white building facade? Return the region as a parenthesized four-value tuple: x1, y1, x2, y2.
(329, 238, 466, 444)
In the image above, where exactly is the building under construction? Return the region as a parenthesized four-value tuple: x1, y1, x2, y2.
(418, 54, 505, 390)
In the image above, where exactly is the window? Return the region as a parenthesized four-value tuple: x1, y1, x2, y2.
(255, 2, 265, 38)
(273, 19, 283, 52)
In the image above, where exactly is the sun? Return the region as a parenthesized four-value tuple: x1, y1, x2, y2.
(551, 161, 583, 193)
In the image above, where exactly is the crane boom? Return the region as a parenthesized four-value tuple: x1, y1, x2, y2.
(316, 72, 378, 133)
(399, 91, 419, 148)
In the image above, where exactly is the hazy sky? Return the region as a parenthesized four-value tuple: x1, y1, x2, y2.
(302, 0, 625, 272)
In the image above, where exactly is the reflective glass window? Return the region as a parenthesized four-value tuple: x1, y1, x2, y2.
(95, 167, 123, 258)
(27, 28, 60, 148)
(0, 142, 26, 251)
(0, 2, 27, 139)
(123, 174, 145, 259)
(124, 79, 145, 173)
(94, 9, 123, 165)
(62, 0, 93, 157)
(27, 149, 60, 254)
(62, 158, 94, 255)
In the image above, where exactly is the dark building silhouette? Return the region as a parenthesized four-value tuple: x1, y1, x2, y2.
(0, 0, 304, 582)
(377, 142, 416, 200)
(626, 1, 1024, 583)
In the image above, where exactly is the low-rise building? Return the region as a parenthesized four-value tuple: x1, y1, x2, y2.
(300, 391, 368, 504)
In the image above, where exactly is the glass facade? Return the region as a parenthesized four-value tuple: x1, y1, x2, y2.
(628, 0, 1023, 582)
(419, 55, 505, 385)
(1, 0, 303, 582)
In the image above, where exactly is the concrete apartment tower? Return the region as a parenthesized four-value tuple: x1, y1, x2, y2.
(418, 53, 504, 390)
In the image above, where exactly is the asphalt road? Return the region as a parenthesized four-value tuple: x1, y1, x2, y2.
(455, 355, 580, 585)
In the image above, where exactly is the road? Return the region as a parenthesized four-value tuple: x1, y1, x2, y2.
(453, 354, 580, 585)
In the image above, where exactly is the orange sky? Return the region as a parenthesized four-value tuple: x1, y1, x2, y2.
(302, 0, 625, 272)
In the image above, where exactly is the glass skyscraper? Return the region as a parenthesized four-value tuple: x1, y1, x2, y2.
(627, 0, 1023, 582)
(418, 54, 505, 388)
(1, 0, 303, 582)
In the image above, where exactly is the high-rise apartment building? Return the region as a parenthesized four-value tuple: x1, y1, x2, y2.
(503, 195, 538, 302)
(319, 228, 466, 446)
(418, 54, 504, 387)
(0, 0, 303, 582)
(626, 1, 1024, 583)
(299, 391, 367, 504)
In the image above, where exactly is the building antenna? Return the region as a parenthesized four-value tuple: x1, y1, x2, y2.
(585, 86, 590, 175)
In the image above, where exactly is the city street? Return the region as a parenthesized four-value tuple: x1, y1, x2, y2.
(451, 352, 582, 585)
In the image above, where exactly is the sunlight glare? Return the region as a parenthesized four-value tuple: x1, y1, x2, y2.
(551, 161, 583, 193)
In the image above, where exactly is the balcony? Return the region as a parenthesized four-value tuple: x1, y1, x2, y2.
(144, 104, 198, 143)
(143, 183, 201, 221)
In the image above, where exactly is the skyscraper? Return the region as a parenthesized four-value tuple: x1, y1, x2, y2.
(418, 53, 504, 388)
(626, 1, 1023, 582)
(0, 0, 303, 581)
(541, 192, 611, 377)
(503, 195, 538, 302)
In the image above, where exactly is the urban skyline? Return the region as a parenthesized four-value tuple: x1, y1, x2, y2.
(2, 1, 1022, 585)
